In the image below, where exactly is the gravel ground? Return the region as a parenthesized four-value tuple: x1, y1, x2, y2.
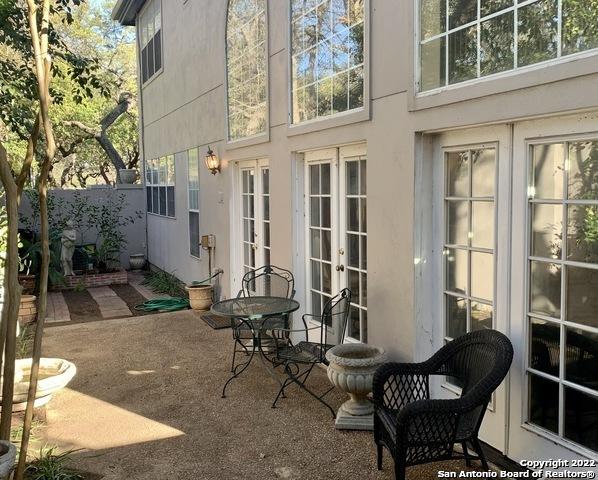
(40, 310, 483, 480)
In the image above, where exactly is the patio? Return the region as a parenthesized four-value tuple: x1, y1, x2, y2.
(39, 310, 484, 479)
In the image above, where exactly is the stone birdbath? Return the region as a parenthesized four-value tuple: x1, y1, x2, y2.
(326, 343, 386, 431)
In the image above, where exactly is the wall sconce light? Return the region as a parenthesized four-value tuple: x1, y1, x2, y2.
(205, 146, 221, 175)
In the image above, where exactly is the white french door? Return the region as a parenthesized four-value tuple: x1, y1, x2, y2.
(303, 144, 368, 344)
(432, 126, 512, 451)
(508, 114, 598, 464)
(234, 159, 270, 293)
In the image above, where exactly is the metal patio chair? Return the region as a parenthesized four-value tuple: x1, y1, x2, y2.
(270, 288, 352, 418)
(373, 329, 513, 480)
(229, 265, 296, 372)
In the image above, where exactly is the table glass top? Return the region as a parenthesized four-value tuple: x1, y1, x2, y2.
(211, 296, 300, 320)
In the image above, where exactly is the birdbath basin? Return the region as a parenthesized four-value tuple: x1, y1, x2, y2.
(326, 344, 386, 430)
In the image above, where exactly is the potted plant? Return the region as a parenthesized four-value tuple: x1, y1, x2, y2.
(119, 168, 137, 184)
(129, 253, 146, 270)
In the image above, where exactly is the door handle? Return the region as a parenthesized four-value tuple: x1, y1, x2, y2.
(336, 265, 345, 272)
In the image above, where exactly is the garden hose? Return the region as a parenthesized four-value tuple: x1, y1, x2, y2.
(190, 270, 223, 286)
(134, 297, 190, 312)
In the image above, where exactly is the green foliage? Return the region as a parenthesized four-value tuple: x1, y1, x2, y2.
(16, 324, 34, 359)
(19, 230, 65, 286)
(24, 447, 83, 480)
(142, 270, 187, 298)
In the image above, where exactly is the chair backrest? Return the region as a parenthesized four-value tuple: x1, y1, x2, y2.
(431, 330, 513, 439)
(319, 288, 352, 351)
(434, 330, 513, 399)
(242, 265, 295, 299)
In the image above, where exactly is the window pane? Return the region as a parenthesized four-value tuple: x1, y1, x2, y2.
(311, 229, 321, 259)
(227, 0, 267, 140)
(154, 30, 162, 72)
(152, 186, 159, 214)
(517, 0, 558, 68)
(446, 295, 467, 338)
(446, 151, 469, 197)
(447, 200, 469, 246)
(446, 247, 468, 294)
(167, 186, 175, 217)
(531, 203, 563, 259)
(189, 212, 200, 257)
(347, 161, 359, 195)
(565, 327, 598, 391)
(471, 301, 493, 331)
(564, 388, 598, 452)
(348, 66, 364, 110)
(448, 0, 477, 29)
(531, 143, 565, 199)
(530, 319, 560, 376)
(566, 265, 598, 328)
(471, 251, 494, 301)
(567, 205, 598, 264)
(529, 374, 559, 434)
(348, 233, 359, 268)
(146, 187, 152, 213)
(420, 37, 446, 91)
(159, 186, 166, 216)
(530, 261, 561, 318)
(349, 307, 360, 340)
(471, 201, 494, 249)
(471, 148, 495, 197)
(481, 0, 512, 17)
(322, 263, 332, 294)
(562, 0, 598, 56)
(321, 164, 331, 195)
(322, 229, 331, 261)
(421, 0, 446, 40)
(568, 141, 598, 200)
(480, 12, 514, 76)
(448, 25, 477, 84)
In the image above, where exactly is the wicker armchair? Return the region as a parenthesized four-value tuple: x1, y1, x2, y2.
(230, 266, 295, 373)
(373, 329, 513, 479)
(270, 288, 352, 417)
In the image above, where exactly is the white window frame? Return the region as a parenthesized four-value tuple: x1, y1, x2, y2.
(441, 143, 499, 397)
(416, 0, 598, 95)
(187, 148, 200, 259)
(224, 0, 270, 149)
(146, 155, 175, 218)
(287, 0, 371, 137)
(138, 0, 163, 86)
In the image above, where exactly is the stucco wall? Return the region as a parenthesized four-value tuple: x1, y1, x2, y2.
(135, 0, 598, 362)
(19, 186, 146, 270)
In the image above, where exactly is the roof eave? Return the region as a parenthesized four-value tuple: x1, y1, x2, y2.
(111, 0, 146, 26)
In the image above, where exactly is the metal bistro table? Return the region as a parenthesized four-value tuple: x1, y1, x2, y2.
(212, 296, 300, 398)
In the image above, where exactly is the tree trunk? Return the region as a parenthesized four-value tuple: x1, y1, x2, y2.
(16, 2, 57, 476)
(0, 144, 22, 441)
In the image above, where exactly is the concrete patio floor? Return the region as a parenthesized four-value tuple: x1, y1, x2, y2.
(40, 310, 483, 479)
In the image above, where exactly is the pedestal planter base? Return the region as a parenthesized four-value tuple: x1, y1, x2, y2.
(335, 403, 374, 430)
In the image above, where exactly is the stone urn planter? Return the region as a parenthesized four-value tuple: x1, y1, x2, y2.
(186, 284, 213, 311)
(18, 295, 37, 327)
(0, 440, 16, 479)
(326, 343, 386, 430)
(3, 358, 77, 412)
(129, 253, 146, 270)
(119, 168, 137, 184)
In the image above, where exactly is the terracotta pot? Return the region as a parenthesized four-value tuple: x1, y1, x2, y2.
(129, 254, 146, 270)
(18, 274, 36, 295)
(18, 295, 37, 326)
(186, 284, 213, 311)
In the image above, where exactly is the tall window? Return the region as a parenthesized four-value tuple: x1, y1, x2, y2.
(443, 148, 496, 385)
(226, 0, 267, 141)
(188, 149, 200, 257)
(139, 0, 162, 84)
(146, 155, 175, 217)
(291, 0, 365, 124)
(419, 0, 598, 92)
(526, 140, 598, 453)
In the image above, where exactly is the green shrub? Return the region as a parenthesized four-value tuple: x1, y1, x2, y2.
(142, 270, 187, 298)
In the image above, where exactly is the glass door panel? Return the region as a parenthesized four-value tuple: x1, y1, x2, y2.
(304, 145, 367, 343)
(526, 139, 598, 454)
